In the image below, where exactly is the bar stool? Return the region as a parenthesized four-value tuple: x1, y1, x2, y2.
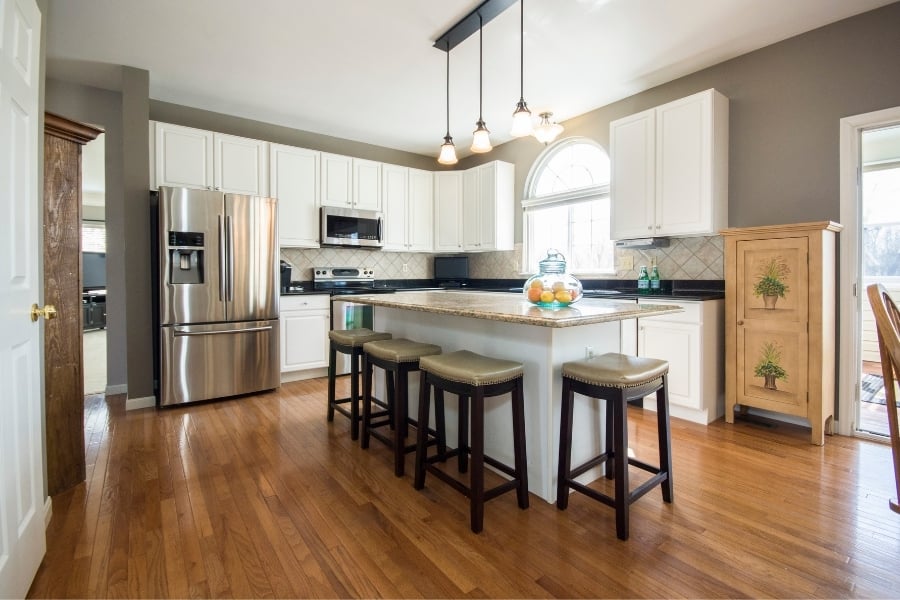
(556, 352, 673, 541)
(414, 350, 529, 533)
(327, 328, 391, 440)
(361, 338, 443, 476)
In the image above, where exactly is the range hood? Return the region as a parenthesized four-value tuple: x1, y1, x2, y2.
(614, 237, 670, 249)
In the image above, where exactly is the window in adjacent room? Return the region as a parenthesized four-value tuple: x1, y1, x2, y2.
(522, 137, 614, 274)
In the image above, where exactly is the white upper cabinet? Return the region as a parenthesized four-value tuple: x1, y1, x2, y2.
(383, 165, 433, 252)
(270, 143, 320, 248)
(152, 122, 268, 195)
(352, 158, 382, 211)
(320, 152, 353, 208)
(463, 161, 514, 252)
(433, 171, 463, 252)
(610, 89, 728, 240)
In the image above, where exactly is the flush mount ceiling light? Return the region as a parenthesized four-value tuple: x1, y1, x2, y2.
(509, 0, 533, 138)
(437, 42, 458, 165)
(534, 112, 564, 144)
(470, 13, 492, 154)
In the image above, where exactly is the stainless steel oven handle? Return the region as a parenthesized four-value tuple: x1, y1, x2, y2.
(174, 325, 274, 336)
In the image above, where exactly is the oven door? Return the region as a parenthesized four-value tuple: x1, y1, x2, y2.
(331, 297, 375, 375)
(320, 206, 383, 248)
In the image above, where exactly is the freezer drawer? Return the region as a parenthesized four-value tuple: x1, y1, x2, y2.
(160, 319, 280, 406)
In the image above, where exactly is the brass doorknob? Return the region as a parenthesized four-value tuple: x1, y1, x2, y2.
(31, 303, 57, 322)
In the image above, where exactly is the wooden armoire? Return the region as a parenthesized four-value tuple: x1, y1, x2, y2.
(721, 221, 842, 445)
(44, 112, 102, 495)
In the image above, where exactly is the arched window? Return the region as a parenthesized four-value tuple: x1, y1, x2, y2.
(523, 137, 614, 274)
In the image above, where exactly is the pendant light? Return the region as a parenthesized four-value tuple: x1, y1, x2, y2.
(437, 41, 458, 165)
(534, 111, 564, 144)
(509, 0, 533, 137)
(470, 13, 492, 153)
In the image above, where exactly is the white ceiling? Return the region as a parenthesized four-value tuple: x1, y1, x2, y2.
(46, 0, 896, 160)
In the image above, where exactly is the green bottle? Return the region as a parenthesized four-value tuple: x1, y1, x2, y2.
(637, 266, 650, 294)
(649, 265, 661, 292)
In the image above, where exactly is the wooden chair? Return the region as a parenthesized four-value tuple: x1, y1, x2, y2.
(867, 284, 900, 514)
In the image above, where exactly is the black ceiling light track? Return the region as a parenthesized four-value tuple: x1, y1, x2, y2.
(433, 0, 517, 53)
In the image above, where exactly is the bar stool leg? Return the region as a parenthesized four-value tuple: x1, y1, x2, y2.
(327, 342, 337, 422)
(349, 349, 361, 441)
(556, 377, 575, 510)
(604, 397, 615, 481)
(393, 366, 407, 477)
(656, 375, 674, 503)
(414, 371, 431, 490)
(613, 393, 630, 541)
(361, 354, 373, 449)
(470, 390, 485, 534)
(435, 389, 447, 455)
(458, 394, 469, 473)
(511, 378, 529, 509)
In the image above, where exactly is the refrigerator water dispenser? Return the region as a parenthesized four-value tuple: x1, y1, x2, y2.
(167, 231, 204, 284)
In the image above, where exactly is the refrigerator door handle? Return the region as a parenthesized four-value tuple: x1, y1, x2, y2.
(173, 325, 274, 336)
(226, 214, 234, 301)
(218, 215, 226, 301)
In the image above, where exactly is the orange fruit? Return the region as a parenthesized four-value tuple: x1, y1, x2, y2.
(529, 279, 543, 289)
(527, 287, 542, 302)
(555, 290, 573, 303)
(551, 281, 565, 292)
(540, 290, 555, 303)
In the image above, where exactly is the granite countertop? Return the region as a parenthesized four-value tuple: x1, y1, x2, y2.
(340, 290, 682, 328)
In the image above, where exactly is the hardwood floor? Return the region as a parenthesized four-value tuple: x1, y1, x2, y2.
(28, 377, 900, 598)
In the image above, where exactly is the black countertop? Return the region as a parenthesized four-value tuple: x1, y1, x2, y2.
(281, 278, 724, 301)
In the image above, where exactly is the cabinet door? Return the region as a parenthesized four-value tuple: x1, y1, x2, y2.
(214, 133, 268, 196)
(462, 167, 480, 250)
(281, 309, 330, 372)
(433, 171, 463, 252)
(381, 163, 409, 251)
(407, 168, 434, 252)
(476, 163, 498, 250)
(320, 153, 353, 207)
(353, 158, 382, 211)
(154, 122, 213, 190)
(610, 109, 655, 240)
(655, 92, 711, 236)
(639, 318, 700, 410)
(734, 236, 809, 417)
(270, 143, 320, 248)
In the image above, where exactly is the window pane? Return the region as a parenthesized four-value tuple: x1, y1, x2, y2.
(82, 220, 106, 252)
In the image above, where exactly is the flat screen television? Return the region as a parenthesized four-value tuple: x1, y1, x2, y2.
(434, 255, 469, 284)
(82, 252, 106, 290)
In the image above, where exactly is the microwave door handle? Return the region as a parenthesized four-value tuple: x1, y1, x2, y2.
(218, 215, 226, 301)
(226, 215, 234, 301)
(378, 216, 383, 243)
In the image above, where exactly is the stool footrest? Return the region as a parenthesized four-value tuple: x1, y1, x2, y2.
(568, 452, 611, 480)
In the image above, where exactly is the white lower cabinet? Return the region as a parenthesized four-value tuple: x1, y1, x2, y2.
(636, 299, 724, 424)
(280, 295, 330, 375)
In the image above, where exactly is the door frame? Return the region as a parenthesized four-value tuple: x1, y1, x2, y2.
(838, 106, 900, 436)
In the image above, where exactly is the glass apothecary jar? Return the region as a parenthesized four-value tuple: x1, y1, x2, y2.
(523, 249, 583, 307)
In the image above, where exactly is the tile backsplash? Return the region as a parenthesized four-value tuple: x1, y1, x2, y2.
(280, 235, 724, 281)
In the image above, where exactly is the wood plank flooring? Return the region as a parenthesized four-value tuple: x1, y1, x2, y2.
(28, 377, 900, 598)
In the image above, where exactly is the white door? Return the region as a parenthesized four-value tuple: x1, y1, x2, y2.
(0, 0, 47, 596)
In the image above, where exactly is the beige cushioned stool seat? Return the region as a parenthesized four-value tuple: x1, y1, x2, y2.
(328, 328, 392, 347)
(363, 338, 442, 363)
(419, 350, 523, 386)
(562, 352, 668, 388)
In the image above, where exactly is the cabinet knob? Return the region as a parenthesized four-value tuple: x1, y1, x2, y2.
(648, 226, 652, 230)
(737, 320, 744, 326)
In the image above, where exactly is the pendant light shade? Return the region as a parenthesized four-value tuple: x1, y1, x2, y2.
(534, 112, 564, 144)
(437, 43, 458, 165)
(509, 0, 533, 137)
(471, 14, 492, 154)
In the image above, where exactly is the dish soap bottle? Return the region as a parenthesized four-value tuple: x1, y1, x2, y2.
(637, 266, 650, 294)
(649, 264, 661, 293)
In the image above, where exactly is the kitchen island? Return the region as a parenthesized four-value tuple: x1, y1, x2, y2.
(344, 291, 681, 502)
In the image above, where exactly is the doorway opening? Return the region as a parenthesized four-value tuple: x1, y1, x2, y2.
(839, 107, 900, 440)
(82, 133, 107, 397)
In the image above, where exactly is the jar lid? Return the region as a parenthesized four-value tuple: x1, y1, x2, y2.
(539, 249, 567, 274)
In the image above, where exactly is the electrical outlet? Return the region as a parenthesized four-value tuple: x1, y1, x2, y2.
(619, 255, 634, 270)
(585, 346, 594, 359)
(402, 263, 409, 273)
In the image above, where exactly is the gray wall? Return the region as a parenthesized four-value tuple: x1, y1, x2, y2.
(462, 1, 900, 242)
(150, 101, 437, 171)
(45, 67, 152, 400)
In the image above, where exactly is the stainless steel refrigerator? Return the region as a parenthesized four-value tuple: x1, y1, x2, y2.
(158, 186, 279, 406)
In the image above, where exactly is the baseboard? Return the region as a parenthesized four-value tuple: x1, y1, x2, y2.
(43, 496, 53, 529)
(125, 395, 157, 411)
(281, 367, 328, 383)
(105, 383, 128, 396)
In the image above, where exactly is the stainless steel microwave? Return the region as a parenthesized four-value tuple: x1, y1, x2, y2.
(320, 206, 383, 248)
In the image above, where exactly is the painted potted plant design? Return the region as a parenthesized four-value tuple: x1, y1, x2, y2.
(753, 255, 790, 309)
(754, 341, 788, 391)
